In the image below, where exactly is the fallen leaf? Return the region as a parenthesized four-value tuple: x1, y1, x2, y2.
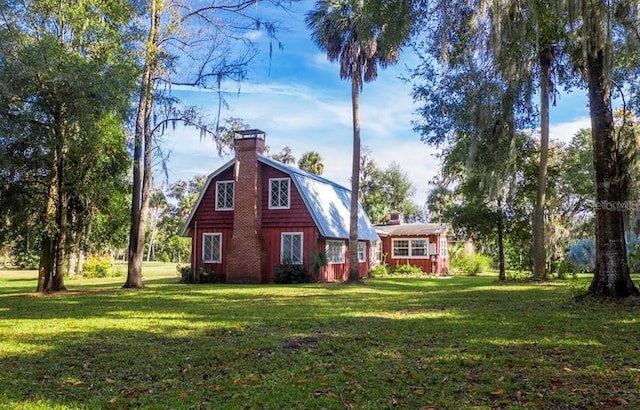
(550, 379, 564, 389)
(234, 378, 247, 385)
(411, 386, 427, 395)
(491, 388, 504, 396)
(109, 396, 118, 403)
(105, 378, 115, 384)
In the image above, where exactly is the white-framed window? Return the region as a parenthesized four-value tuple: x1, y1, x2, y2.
(326, 240, 345, 264)
(281, 232, 303, 264)
(370, 241, 382, 266)
(357, 241, 367, 263)
(392, 238, 430, 258)
(203, 233, 222, 263)
(215, 181, 234, 210)
(269, 178, 290, 209)
(440, 237, 448, 257)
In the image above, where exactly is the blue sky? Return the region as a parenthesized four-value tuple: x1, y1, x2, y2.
(162, 0, 591, 207)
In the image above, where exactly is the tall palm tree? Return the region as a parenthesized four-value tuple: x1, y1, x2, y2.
(298, 151, 325, 175)
(306, 0, 414, 281)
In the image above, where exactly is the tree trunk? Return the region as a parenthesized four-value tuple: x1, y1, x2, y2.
(36, 140, 59, 292)
(52, 189, 68, 291)
(68, 249, 77, 277)
(146, 207, 157, 262)
(50, 124, 67, 291)
(533, 47, 553, 281)
(124, 0, 160, 289)
(497, 198, 506, 281)
(37, 236, 53, 292)
(348, 77, 361, 282)
(77, 249, 85, 275)
(584, 2, 639, 298)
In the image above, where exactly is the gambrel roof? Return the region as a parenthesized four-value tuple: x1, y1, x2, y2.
(181, 154, 379, 241)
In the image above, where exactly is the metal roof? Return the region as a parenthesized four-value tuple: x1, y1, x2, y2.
(258, 155, 379, 241)
(181, 155, 379, 241)
(375, 223, 450, 237)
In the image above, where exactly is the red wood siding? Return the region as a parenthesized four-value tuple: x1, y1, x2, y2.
(190, 227, 234, 281)
(381, 234, 450, 275)
(318, 238, 370, 282)
(189, 168, 235, 231)
(262, 226, 319, 282)
(261, 229, 371, 282)
(261, 166, 316, 228)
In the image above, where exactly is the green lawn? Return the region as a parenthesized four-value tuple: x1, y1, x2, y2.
(1, 266, 639, 409)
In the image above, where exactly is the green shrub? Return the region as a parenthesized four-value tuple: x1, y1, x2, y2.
(369, 262, 390, 277)
(13, 250, 39, 269)
(506, 270, 530, 280)
(177, 265, 224, 284)
(555, 259, 578, 280)
(199, 267, 224, 284)
(160, 252, 170, 263)
(311, 251, 327, 282)
(82, 256, 112, 278)
(177, 265, 195, 283)
(390, 263, 423, 276)
(275, 262, 309, 284)
(451, 253, 492, 276)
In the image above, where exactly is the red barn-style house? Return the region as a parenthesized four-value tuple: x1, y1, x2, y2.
(376, 213, 451, 275)
(181, 129, 379, 283)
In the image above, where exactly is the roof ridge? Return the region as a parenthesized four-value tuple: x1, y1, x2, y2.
(257, 154, 349, 191)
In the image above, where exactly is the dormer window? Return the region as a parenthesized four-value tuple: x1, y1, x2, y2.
(215, 181, 234, 210)
(269, 178, 290, 209)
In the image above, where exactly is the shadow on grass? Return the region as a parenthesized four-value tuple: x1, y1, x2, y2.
(1, 303, 638, 409)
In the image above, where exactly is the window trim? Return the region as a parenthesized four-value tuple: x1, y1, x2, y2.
(202, 233, 222, 263)
(280, 232, 303, 264)
(370, 241, 382, 266)
(326, 240, 346, 264)
(439, 237, 448, 257)
(357, 241, 367, 263)
(391, 238, 430, 259)
(269, 178, 291, 209)
(215, 180, 234, 210)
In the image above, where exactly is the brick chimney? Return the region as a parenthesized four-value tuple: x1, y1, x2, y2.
(225, 129, 266, 283)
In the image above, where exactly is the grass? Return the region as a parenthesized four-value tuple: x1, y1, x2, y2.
(1, 265, 639, 409)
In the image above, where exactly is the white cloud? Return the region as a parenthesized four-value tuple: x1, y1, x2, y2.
(549, 117, 591, 143)
(243, 30, 263, 41)
(163, 72, 435, 203)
